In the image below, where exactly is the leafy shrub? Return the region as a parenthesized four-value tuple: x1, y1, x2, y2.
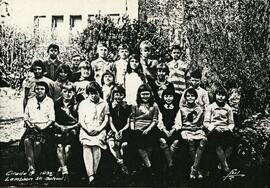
(183, 0, 270, 118)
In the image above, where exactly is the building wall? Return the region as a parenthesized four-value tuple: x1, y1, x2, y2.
(5, 0, 138, 41)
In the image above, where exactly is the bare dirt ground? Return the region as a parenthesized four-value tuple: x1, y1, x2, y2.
(0, 88, 24, 143)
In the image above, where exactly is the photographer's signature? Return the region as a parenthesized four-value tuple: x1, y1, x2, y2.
(223, 169, 245, 181)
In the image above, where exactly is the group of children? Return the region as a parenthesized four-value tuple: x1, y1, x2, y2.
(21, 41, 236, 184)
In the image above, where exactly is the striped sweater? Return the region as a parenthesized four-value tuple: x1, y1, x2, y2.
(130, 103, 159, 131)
(167, 59, 189, 95)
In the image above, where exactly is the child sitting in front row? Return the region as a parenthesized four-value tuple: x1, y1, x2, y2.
(157, 87, 181, 171)
(78, 81, 110, 184)
(54, 82, 79, 181)
(129, 84, 159, 174)
(107, 85, 132, 174)
(180, 88, 207, 179)
(204, 86, 235, 173)
(22, 81, 55, 176)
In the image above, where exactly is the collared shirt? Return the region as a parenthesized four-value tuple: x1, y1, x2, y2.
(114, 59, 128, 85)
(167, 59, 189, 94)
(204, 102, 235, 132)
(78, 98, 109, 129)
(23, 76, 57, 101)
(180, 86, 210, 109)
(157, 104, 181, 131)
(24, 96, 55, 129)
(44, 59, 62, 81)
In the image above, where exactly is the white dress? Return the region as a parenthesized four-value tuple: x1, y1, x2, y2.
(78, 98, 109, 149)
(125, 72, 144, 105)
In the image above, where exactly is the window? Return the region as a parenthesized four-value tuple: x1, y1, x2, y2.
(52, 15, 64, 28)
(34, 15, 46, 28)
(70, 15, 82, 29)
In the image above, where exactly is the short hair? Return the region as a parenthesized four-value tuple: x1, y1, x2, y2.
(136, 83, 154, 106)
(214, 85, 229, 102)
(101, 70, 115, 86)
(71, 54, 81, 60)
(86, 81, 102, 96)
(139, 40, 153, 50)
(161, 85, 175, 99)
(171, 44, 183, 52)
(30, 59, 45, 73)
(35, 81, 49, 93)
(62, 82, 76, 92)
(47, 43, 60, 53)
(184, 88, 198, 100)
(156, 63, 170, 75)
(118, 43, 129, 51)
(78, 61, 91, 70)
(190, 69, 202, 79)
(110, 84, 126, 102)
(97, 41, 108, 49)
(56, 64, 72, 80)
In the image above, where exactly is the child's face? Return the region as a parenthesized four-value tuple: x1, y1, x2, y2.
(157, 69, 167, 81)
(113, 92, 125, 103)
(48, 48, 59, 60)
(190, 77, 200, 89)
(103, 74, 114, 86)
(80, 66, 91, 78)
(140, 47, 151, 58)
(164, 94, 174, 104)
(129, 58, 139, 70)
(35, 85, 46, 99)
(89, 91, 100, 103)
(58, 70, 68, 81)
(215, 92, 226, 103)
(33, 66, 43, 79)
(171, 49, 181, 60)
(185, 92, 196, 104)
(119, 49, 129, 60)
(62, 88, 75, 101)
(97, 47, 108, 58)
(140, 91, 151, 103)
(71, 56, 81, 70)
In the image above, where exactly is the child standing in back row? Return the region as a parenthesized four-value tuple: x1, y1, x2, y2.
(91, 42, 116, 86)
(114, 44, 129, 86)
(125, 54, 146, 105)
(167, 45, 190, 96)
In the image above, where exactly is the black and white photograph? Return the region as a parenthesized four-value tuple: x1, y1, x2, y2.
(0, 0, 269, 187)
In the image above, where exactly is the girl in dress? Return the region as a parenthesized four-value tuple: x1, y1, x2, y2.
(107, 85, 132, 174)
(180, 88, 207, 179)
(157, 87, 181, 170)
(22, 81, 55, 176)
(101, 70, 115, 102)
(124, 54, 145, 105)
(204, 86, 235, 173)
(129, 84, 159, 173)
(54, 82, 79, 181)
(78, 81, 109, 184)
